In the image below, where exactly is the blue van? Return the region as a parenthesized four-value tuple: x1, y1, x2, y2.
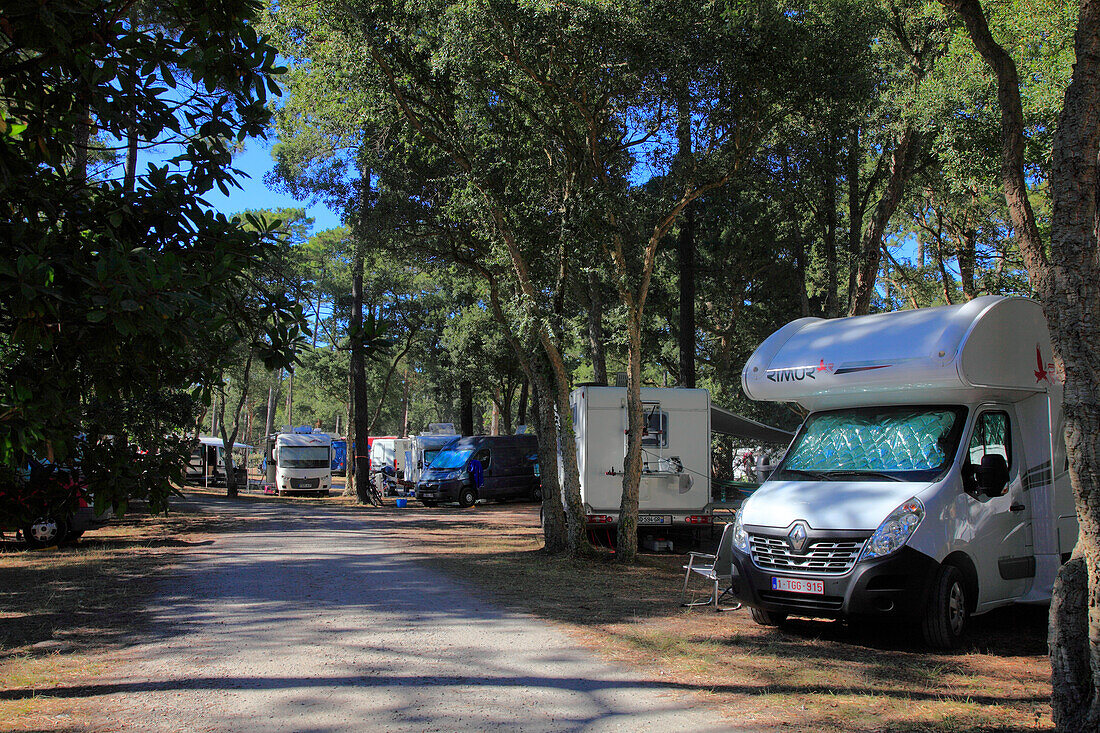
(416, 435, 540, 507)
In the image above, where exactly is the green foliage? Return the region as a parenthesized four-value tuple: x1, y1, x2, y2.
(0, 0, 302, 521)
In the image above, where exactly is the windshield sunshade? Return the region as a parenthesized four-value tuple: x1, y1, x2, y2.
(779, 407, 965, 480)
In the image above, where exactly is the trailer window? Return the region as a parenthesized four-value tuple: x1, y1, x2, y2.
(277, 446, 330, 469)
(641, 408, 668, 449)
(774, 406, 966, 482)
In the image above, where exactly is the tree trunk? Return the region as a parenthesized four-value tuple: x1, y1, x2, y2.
(822, 139, 840, 318)
(939, 1, 1100, 728)
(401, 365, 410, 437)
(849, 125, 918, 315)
(677, 91, 697, 387)
(587, 270, 608, 386)
(350, 241, 372, 505)
(517, 378, 529, 427)
(616, 313, 643, 562)
(531, 376, 569, 554)
(344, 372, 356, 497)
(460, 380, 474, 436)
(847, 127, 864, 308)
(264, 385, 275, 439)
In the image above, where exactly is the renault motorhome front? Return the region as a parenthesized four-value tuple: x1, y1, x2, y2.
(735, 296, 1074, 647)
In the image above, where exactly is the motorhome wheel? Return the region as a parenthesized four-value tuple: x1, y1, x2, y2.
(459, 488, 477, 508)
(22, 516, 67, 549)
(921, 565, 968, 649)
(750, 607, 788, 627)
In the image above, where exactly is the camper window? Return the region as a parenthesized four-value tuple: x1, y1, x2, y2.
(775, 406, 966, 482)
(968, 411, 1011, 466)
(277, 446, 330, 468)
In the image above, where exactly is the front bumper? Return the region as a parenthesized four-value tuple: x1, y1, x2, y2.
(730, 545, 939, 619)
(415, 479, 464, 501)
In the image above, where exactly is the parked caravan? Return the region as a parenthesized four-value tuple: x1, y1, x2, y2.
(403, 433, 459, 486)
(571, 386, 792, 531)
(187, 435, 251, 486)
(264, 429, 333, 496)
(415, 435, 540, 507)
(735, 295, 1073, 647)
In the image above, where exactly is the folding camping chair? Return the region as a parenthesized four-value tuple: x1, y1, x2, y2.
(680, 521, 742, 611)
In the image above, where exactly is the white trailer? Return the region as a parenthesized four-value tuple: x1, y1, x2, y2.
(570, 386, 791, 532)
(734, 295, 1074, 647)
(403, 433, 459, 486)
(265, 430, 333, 496)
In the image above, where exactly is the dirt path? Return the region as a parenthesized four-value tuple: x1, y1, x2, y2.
(92, 495, 738, 732)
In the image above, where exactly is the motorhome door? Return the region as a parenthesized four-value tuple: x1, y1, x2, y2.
(963, 406, 1034, 607)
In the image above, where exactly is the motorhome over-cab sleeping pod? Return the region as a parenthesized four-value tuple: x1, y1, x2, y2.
(735, 295, 1074, 648)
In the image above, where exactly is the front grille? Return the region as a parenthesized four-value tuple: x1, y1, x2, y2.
(750, 534, 865, 576)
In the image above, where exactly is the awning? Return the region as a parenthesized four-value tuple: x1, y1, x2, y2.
(710, 407, 793, 445)
(197, 435, 253, 450)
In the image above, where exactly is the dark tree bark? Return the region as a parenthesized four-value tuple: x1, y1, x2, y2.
(586, 270, 608, 385)
(459, 380, 474, 436)
(822, 140, 840, 318)
(938, 1, 1100, 728)
(350, 241, 372, 505)
(517, 378, 529, 427)
(677, 92, 697, 387)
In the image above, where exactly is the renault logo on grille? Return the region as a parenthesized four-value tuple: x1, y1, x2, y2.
(787, 521, 809, 554)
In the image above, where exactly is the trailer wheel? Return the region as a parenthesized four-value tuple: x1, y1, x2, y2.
(750, 607, 787, 627)
(458, 488, 477, 508)
(921, 564, 968, 649)
(22, 516, 68, 549)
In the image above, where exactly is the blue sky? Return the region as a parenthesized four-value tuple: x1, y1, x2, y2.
(188, 140, 342, 236)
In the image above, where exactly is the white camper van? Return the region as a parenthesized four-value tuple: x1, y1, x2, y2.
(265, 429, 333, 497)
(735, 296, 1074, 647)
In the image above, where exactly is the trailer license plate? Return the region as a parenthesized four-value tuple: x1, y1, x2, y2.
(770, 577, 824, 595)
(638, 515, 670, 525)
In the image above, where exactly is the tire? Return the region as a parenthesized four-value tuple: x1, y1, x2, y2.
(420, 500, 438, 508)
(23, 516, 68, 549)
(532, 483, 542, 502)
(921, 564, 968, 649)
(458, 487, 477, 508)
(750, 606, 788, 627)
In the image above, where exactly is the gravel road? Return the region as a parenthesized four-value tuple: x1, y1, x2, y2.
(97, 495, 737, 732)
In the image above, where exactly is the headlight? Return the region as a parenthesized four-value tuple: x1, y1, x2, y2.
(859, 497, 924, 561)
(444, 469, 465, 480)
(731, 511, 750, 553)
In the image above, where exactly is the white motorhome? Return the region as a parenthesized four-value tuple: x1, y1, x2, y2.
(264, 429, 333, 497)
(571, 386, 790, 532)
(735, 295, 1074, 647)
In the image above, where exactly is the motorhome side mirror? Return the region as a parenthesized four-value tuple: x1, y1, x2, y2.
(978, 454, 1009, 496)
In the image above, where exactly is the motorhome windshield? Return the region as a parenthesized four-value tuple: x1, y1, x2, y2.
(430, 448, 473, 471)
(424, 449, 443, 467)
(774, 406, 967, 482)
(277, 446, 330, 469)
